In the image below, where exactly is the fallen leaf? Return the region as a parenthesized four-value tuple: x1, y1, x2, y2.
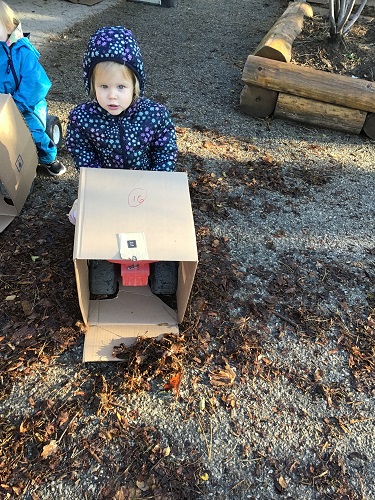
(278, 476, 287, 489)
(20, 421, 28, 433)
(163, 446, 171, 457)
(209, 357, 236, 387)
(58, 411, 69, 427)
(41, 439, 59, 459)
(199, 397, 206, 411)
(200, 472, 209, 481)
(314, 368, 324, 383)
(164, 372, 182, 396)
(136, 480, 149, 492)
(40, 272, 53, 283)
(21, 300, 33, 316)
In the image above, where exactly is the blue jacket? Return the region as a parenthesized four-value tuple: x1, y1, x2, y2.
(0, 28, 56, 164)
(66, 26, 177, 171)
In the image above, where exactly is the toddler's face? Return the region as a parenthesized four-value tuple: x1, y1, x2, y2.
(0, 22, 9, 41)
(94, 65, 135, 115)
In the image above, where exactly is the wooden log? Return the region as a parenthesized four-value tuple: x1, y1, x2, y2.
(240, 84, 278, 117)
(274, 93, 367, 134)
(242, 55, 375, 112)
(363, 113, 375, 139)
(254, 1, 314, 62)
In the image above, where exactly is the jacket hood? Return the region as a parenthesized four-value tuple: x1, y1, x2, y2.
(82, 26, 145, 97)
(3, 23, 39, 58)
(6, 22, 23, 47)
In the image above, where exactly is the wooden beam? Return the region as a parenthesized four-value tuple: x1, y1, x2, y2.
(363, 113, 375, 139)
(240, 84, 278, 118)
(242, 55, 375, 112)
(275, 93, 367, 134)
(254, 1, 314, 62)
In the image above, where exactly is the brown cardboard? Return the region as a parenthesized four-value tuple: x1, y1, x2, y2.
(73, 168, 198, 362)
(0, 94, 38, 233)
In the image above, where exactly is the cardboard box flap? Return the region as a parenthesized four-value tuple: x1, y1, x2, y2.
(74, 168, 198, 262)
(83, 323, 179, 362)
(88, 285, 178, 326)
(84, 287, 179, 362)
(0, 214, 17, 233)
(0, 195, 17, 233)
(0, 196, 17, 216)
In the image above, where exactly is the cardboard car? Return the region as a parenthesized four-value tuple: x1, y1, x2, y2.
(73, 168, 198, 362)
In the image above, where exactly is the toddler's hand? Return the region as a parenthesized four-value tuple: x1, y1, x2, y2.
(67, 199, 78, 225)
(68, 209, 77, 225)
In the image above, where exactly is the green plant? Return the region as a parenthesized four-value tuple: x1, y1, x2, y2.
(329, 0, 368, 38)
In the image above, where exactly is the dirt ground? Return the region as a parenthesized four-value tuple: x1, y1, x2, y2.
(0, 1, 374, 499)
(292, 6, 375, 80)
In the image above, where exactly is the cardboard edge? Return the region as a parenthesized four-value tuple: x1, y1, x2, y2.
(74, 259, 90, 324)
(0, 214, 17, 233)
(177, 261, 198, 323)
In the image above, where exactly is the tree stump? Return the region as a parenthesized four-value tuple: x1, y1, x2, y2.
(240, 84, 278, 118)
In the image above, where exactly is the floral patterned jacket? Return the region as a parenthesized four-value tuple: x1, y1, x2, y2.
(66, 26, 177, 171)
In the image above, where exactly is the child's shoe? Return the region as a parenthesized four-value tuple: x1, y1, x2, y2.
(40, 159, 67, 176)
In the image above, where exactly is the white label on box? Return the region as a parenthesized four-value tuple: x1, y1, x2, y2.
(119, 232, 149, 261)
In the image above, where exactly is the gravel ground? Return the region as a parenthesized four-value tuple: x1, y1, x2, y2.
(1, 0, 374, 499)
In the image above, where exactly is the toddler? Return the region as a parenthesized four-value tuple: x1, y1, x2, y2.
(0, 0, 66, 176)
(66, 26, 177, 172)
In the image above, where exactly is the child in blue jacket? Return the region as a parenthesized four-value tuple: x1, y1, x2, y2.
(0, 0, 65, 176)
(66, 26, 177, 172)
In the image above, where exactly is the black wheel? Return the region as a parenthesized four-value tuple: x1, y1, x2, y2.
(89, 260, 119, 296)
(46, 115, 63, 150)
(149, 261, 178, 295)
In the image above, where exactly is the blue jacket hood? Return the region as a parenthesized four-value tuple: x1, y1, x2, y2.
(82, 26, 145, 97)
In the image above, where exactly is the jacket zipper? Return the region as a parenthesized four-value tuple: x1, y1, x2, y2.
(2, 44, 20, 90)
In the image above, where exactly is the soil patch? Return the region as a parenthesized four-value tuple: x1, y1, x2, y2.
(292, 8, 375, 81)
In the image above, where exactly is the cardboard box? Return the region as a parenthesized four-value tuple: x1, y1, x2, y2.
(0, 94, 38, 233)
(73, 168, 198, 362)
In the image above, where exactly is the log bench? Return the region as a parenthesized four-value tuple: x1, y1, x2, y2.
(240, 1, 375, 139)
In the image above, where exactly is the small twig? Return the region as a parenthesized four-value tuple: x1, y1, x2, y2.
(313, 470, 329, 480)
(57, 410, 80, 444)
(196, 412, 212, 461)
(224, 444, 238, 463)
(270, 309, 298, 327)
(231, 479, 246, 490)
